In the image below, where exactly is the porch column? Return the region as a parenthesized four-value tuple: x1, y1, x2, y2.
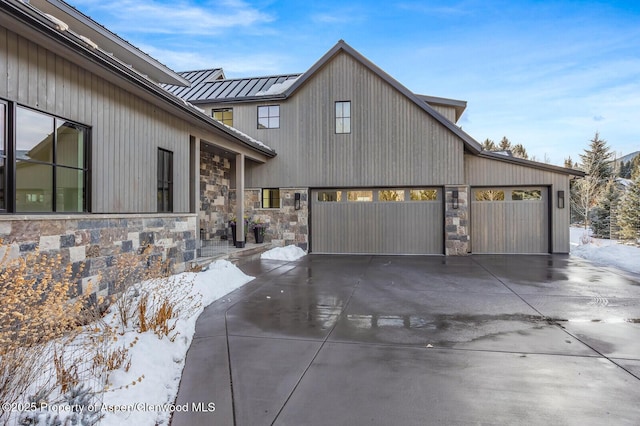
(235, 153, 245, 248)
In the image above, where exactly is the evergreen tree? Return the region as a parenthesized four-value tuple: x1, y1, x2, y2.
(498, 136, 511, 151)
(511, 144, 528, 159)
(589, 179, 621, 238)
(564, 156, 574, 169)
(570, 132, 614, 228)
(482, 138, 496, 151)
(617, 170, 640, 243)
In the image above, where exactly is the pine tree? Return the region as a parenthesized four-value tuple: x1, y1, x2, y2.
(482, 138, 496, 151)
(570, 132, 614, 228)
(512, 144, 528, 159)
(498, 136, 511, 151)
(617, 170, 640, 243)
(564, 156, 574, 169)
(589, 179, 621, 238)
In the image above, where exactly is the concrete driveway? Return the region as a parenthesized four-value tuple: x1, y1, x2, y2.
(172, 255, 640, 426)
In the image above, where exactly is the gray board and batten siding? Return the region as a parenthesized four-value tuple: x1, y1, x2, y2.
(201, 51, 466, 189)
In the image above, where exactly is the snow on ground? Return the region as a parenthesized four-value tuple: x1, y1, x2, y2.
(260, 245, 307, 261)
(99, 260, 253, 426)
(570, 227, 640, 274)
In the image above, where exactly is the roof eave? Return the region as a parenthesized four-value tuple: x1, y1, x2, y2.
(477, 151, 585, 176)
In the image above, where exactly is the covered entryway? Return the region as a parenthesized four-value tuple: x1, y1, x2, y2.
(310, 188, 443, 254)
(471, 187, 549, 254)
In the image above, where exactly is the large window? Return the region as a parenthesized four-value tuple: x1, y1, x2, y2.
(262, 188, 280, 208)
(335, 101, 351, 134)
(212, 108, 233, 126)
(3, 104, 89, 213)
(157, 149, 173, 212)
(257, 105, 280, 129)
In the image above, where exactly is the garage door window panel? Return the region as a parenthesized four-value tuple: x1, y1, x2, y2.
(512, 189, 542, 200)
(475, 190, 505, 201)
(347, 191, 373, 202)
(378, 190, 404, 201)
(318, 191, 342, 202)
(410, 189, 438, 201)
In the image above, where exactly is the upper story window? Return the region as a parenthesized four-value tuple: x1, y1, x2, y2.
(335, 101, 351, 134)
(3, 103, 89, 213)
(212, 108, 233, 126)
(258, 105, 280, 129)
(157, 148, 173, 213)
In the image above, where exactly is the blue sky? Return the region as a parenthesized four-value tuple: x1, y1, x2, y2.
(71, 0, 640, 165)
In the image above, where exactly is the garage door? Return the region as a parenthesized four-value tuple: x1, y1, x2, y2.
(311, 188, 443, 254)
(471, 187, 549, 254)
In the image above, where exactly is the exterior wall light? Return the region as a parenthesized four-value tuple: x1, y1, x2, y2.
(294, 193, 301, 210)
(558, 190, 565, 209)
(452, 190, 459, 210)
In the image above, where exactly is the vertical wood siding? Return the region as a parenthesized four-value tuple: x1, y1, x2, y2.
(205, 51, 465, 188)
(465, 155, 570, 253)
(0, 26, 191, 213)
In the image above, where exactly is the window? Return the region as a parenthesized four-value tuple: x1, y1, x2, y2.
(10, 105, 89, 213)
(475, 190, 505, 201)
(262, 188, 280, 208)
(379, 190, 404, 201)
(317, 191, 342, 202)
(157, 149, 173, 212)
(410, 189, 438, 201)
(335, 101, 351, 134)
(512, 189, 542, 201)
(347, 191, 373, 202)
(258, 105, 279, 129)
(212, 108, 233, 126)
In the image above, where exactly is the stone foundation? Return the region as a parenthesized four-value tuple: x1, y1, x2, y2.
(0, 214, 197, 298)
(444, 185, 470, 255)
(230, 188, 309, 250)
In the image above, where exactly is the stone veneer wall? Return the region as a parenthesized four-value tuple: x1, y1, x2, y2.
(0, 214, 197, 298)
(230, 188, 309, 250)
(199, 151, 231, 240)
(444, 186, 470, 255)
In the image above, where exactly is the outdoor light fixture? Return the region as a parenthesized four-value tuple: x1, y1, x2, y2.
(452, 190, 459, 210)
(294, 193, 301, 210)
(557, 190, 565, 209)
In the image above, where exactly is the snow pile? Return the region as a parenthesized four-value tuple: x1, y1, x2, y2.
(255, 77, 298, 96)
(91, 261, 252, 426)
(570, 227, 640, 274)
(261, 245, 306, 261)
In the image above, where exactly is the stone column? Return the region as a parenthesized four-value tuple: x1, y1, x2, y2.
(444, 185, 470, 256)
(235, 153, 245, 248)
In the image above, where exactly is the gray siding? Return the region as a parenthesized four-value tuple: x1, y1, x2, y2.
(465, 154, 570, 253)
(204, 51, 465, 188)
(0, 26, 191, 213)
(429, 105, 456, 123)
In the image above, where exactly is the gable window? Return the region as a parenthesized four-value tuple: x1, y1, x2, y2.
(9, 104, 89, 213)
(212, 108, 233, 126)
(258, 105, 279, 129)
(262, 188, 280, 208)
(157, 148, 173, 212)
(335, 101, 351, 134)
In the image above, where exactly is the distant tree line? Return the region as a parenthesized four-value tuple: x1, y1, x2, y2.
(481, 136, 529, 160)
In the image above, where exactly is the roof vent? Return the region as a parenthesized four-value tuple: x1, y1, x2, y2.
(44, 14, 69, 31)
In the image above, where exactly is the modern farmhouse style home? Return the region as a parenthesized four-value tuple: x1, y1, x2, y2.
(0, 0, 583, 299)
(164, 41, 582, 256)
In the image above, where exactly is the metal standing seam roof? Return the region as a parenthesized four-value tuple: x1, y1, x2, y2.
(162, 72, 302, 102)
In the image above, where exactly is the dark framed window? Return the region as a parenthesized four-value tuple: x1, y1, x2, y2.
(212, 108, 233, 126)
(262, 188, 280, 208)
(157, 148, 173, 212)
(258, 105, 280, 129)
(4, 103, 89, 213)
(335, 101, 351, 134)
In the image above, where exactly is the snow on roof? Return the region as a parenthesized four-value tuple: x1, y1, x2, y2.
(255, 76, 299, 96)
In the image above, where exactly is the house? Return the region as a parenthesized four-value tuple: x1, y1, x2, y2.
(0, 0, 274, 297)
(1, 0, 583, 301)
(164, 40, 583, 256)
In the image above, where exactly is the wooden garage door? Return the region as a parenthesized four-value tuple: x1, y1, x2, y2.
(471, 187, 549, 254)
(311, 188, 443, 254)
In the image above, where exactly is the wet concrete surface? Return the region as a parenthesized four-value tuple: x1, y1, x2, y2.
(172, 255, 640, 426)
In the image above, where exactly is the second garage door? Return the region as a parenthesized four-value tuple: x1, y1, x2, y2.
(471, 187, 549, 254)
(311, 188, 443, 254)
